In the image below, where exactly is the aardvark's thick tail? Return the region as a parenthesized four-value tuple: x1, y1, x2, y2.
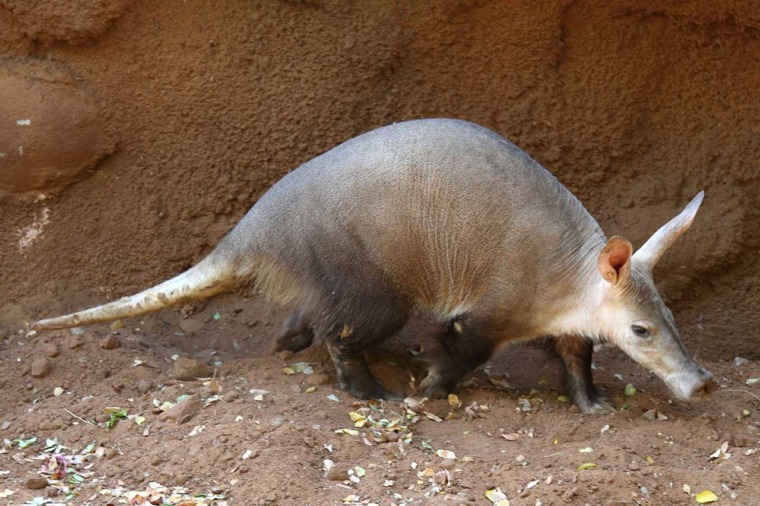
(31, 256, 235, 330)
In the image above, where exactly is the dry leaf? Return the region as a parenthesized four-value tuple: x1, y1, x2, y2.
(436, 449, 456, 460)
(485, 487, 510, 506)
(417, 467, 435, 478)
(334, 428, 360, 436)
(709, 442, 730, 461)
(695, 490, 719, 503)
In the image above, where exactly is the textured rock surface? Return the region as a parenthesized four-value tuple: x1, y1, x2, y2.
(0, 0, 132, 45)
(0, 1, 757, 358)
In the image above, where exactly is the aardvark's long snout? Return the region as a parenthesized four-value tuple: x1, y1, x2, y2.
(665, 366, 717, 400)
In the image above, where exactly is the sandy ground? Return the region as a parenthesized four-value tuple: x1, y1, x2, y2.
(1, 294, 758, 505)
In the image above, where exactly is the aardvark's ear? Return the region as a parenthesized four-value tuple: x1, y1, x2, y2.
(633, 191, 704, 269)
(598, 236, 632, 286)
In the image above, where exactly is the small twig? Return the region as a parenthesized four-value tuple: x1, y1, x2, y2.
(64, 409, 98, 427)
(720, 389, 760, 403)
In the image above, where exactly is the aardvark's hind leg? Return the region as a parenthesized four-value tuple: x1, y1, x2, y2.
(273, 309, 314, 353)
(318, 299, 408, 400)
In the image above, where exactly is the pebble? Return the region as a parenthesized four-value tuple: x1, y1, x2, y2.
(67, 335, 84, 349)
(179, 318, 204, 334)
(222, 389, 242, 402)
(305, 372, 331, 386)
(135, 379, 154, 394)
(276, 350, 294, 360)
(31, 357, 52, 378)
(158, 394, 202, 424)
(99, 335, 121, 350)
(325, 464, 350, 481)
(25, 477, 49, 490)
(440, 458, 456, 470)
(561, 487, 578, 502)
(270, 416, 285, 428)
(41, 342, 59, 357)
(628, 462, 641, 471)
(173, 357, 210, 380)
(433, 470, 450, 485)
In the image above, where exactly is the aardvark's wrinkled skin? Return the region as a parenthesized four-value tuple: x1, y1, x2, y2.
(33, 119, 715, 412)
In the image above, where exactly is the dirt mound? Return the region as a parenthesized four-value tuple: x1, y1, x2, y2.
(0, 60, 114, 196)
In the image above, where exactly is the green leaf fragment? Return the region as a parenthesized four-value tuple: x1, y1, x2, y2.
(288, 362, 312, 373)
(577, 462, 597, 470)
(624, 384, 637, 397)
(105, 408, 128, 429)
(68, 474, 85, 484)
(15, 437, 37, 449)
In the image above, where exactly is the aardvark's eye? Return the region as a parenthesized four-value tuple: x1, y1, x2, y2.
(632, 324, 651, 338)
